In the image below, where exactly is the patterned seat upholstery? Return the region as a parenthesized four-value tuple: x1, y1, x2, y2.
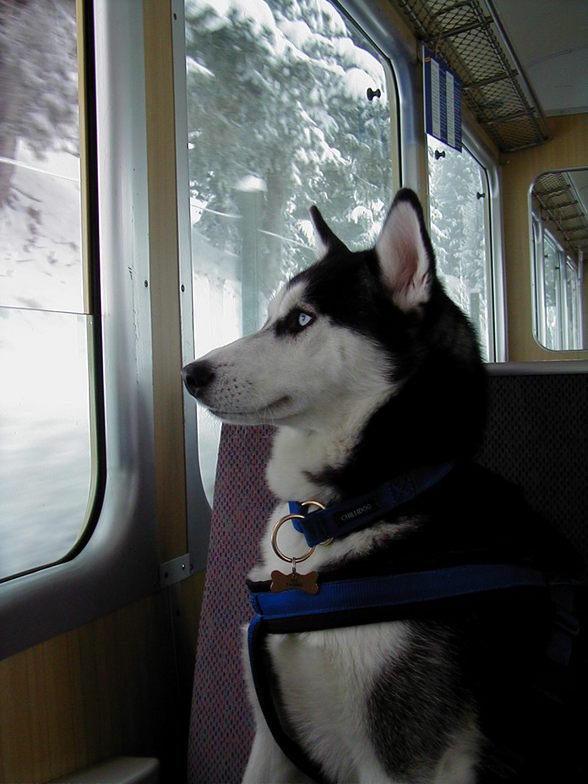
(187, 424, 275, 784)
(478, 369, 588, 568)
(187, 368, 588, 783)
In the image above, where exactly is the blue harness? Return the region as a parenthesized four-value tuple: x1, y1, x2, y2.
(246, 465, 581, 783)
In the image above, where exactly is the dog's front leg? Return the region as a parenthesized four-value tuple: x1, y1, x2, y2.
(243, 722, 314, 784)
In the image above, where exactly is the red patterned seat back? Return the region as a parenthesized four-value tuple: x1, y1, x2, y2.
(187, 424, 275, 784)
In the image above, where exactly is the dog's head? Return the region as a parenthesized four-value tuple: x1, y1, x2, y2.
(183, 189, 485, 472)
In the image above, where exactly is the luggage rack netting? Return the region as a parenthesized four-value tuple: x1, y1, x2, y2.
(391, 0, 549, 152)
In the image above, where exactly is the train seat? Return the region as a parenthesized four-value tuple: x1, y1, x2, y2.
(187, 424, 276, 784)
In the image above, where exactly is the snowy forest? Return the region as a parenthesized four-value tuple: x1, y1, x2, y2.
(184, 0, 490, 355)
(184, 0, 393, 303)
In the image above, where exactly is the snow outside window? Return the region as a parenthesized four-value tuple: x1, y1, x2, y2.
(0, 0, 96, 580)
(183, 0, 395, 502)
(427, 137, 494, 361)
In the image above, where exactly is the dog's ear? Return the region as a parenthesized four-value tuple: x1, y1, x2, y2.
(375, 189, 434, 312)
(310, 206, 348, 257)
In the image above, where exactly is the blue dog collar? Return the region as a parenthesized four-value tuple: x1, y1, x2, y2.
(289, 462, 454, 546)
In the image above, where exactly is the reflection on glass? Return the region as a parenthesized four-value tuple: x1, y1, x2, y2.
(184, 0, 394, 501)
(427, 137, 492, 361)
(0, 0, 93, 580)
(531, 169, 586, 351)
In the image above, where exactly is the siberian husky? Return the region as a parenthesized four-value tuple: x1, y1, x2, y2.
(182, 190, 549, 783)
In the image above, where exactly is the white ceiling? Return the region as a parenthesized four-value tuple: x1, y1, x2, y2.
(492, 0, 588, 117)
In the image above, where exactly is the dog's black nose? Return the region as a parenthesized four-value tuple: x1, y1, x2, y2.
(182, 360, 215, 398)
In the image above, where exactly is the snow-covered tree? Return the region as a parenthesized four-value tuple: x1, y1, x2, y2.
(0, 0, 78, 206)
(184, 0, 393, 292)
(0, 0, 81, 312)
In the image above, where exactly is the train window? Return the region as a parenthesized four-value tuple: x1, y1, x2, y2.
(427, 136, 496, 362)
(182, 0, 395, 501)
(532, 220, 584, 351)
(0, 0, 98, 580)
(531, 170, 586, 352)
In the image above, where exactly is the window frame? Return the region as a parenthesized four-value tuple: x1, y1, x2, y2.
(532, 210, 584, 352)
(0, 0, 159, 661)
(172, 0, 212, 571)
(464, 129, 506, 363)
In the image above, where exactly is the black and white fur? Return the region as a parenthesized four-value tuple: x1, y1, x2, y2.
(183, 189, 491, 783)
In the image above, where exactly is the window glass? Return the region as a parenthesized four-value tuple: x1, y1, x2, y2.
(566, 261, 581, 349)
(530, 171, 586, 352)
(427, 137, 493, 361)
(542, 233, 562, 349)
(531, 213, 543, 341)
(533, 227, 583, 352)
(184, 0, 395, 501)
(0, 0, 94, 580)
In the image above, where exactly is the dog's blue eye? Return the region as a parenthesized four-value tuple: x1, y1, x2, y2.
(275, 308, 315, 336)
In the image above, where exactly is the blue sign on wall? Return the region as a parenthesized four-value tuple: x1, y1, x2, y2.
(424, 46, 462, 152)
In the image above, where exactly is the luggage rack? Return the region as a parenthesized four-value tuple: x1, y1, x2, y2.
(392, 0, 549, 152)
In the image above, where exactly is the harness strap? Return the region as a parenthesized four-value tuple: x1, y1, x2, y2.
(247, 563, 552, 782)
(251, 563, 548, 628)
(248, 614, 331, 784)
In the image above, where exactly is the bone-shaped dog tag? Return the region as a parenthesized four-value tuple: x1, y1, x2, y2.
(271, 567, 319, 595)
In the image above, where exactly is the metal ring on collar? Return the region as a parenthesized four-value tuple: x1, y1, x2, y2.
(271, 500, 331, 564)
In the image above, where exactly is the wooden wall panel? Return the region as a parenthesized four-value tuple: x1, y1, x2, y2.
(142, 0, 188, 564)
(0, 577, 205, 784)
(500, 113, 588, 361)
(0, 592, 185, 784)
